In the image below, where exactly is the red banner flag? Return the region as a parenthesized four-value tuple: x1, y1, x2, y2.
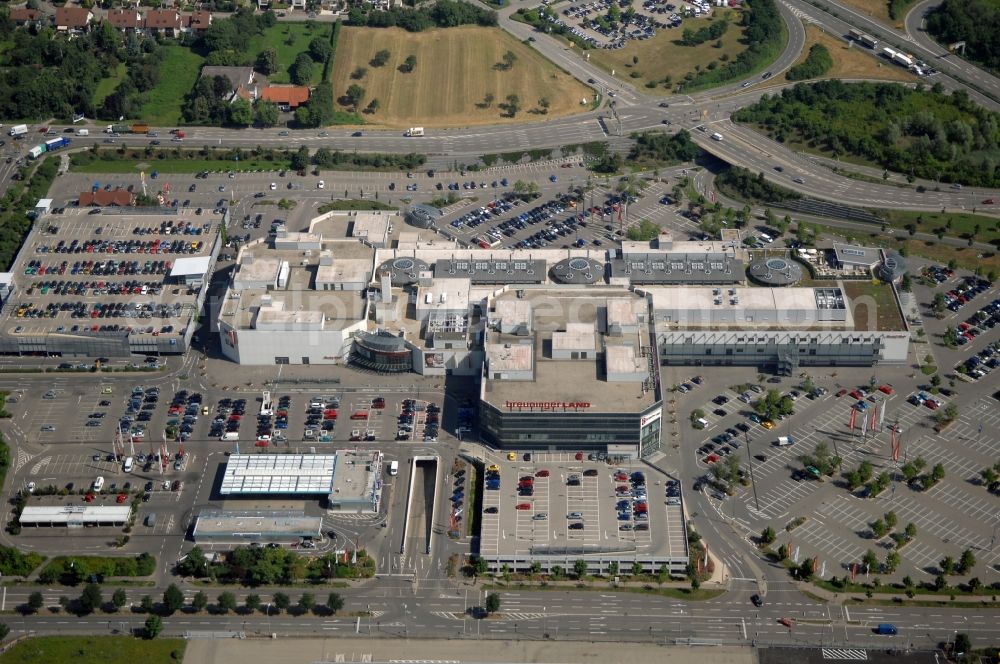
(848, 407, 857, 430)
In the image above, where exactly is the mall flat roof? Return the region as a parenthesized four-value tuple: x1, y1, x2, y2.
(192, 510, 323, 540)
(170, 255, 212, 278)
(219, 454, 337, 494)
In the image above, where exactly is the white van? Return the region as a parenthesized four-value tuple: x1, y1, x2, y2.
(123, 456, 134, 472)
(711, 132, 723, 141)
(775, 436, 795, 447)
(696, 417, 709, 428)
(76, 128, 89, 136)
(388, 460, 399, 476)
(221, 431, 239, 441)
(92, 476, 105, 491)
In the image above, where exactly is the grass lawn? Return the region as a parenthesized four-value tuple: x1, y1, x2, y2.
(92, 63, 128, 109)
(330, 26, 592, 128)
(139, 45, 204, 126)
(588, 11, 746, 94)
(0, 636, 186, 664)
(246, 22, 330, 86)
(842, 280, 905, 332)
(767, 25, 917, 86)
(874, 208, 1000, 245)
(836, 0, 894, 25)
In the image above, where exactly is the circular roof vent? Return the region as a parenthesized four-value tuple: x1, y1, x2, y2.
(393, 258, 415, 271)
(747, 255, 803, 286)
(551, 257, 605, 284)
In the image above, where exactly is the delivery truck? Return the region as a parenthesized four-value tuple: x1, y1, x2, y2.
(405, 127, 424, 137)
(8, 124, 28, 137)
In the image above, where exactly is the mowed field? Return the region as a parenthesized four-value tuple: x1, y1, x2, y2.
(330, 26, 593, 127)
(588, 11, 746, 94)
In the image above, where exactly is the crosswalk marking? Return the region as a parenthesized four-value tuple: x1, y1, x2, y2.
(822, 649, 868, 660)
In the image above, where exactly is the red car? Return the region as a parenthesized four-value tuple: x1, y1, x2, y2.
(371, 397, 386, 409)
(849, 389, 864, 400)
(515, 503, 532, 510)
(116, 493, 127, 504)
(983, 198, 995, 205)
(878, 385, 895, 395)
(350, 411, 369, 420)
(835, 389, 848, 398)
(924, 399, 940, 410)
(84, 493, 95, 502)
(705, 454, 720, 463)
(323, 409, 338, 420)
(575, 452, 583, 461)
(535, 469, 550, 478)
(614, 472, 628, 481)
(779, 617, 794, 628)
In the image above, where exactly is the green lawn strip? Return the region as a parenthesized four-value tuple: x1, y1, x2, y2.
(848, 597, 1000, 608)
(484, 582, 725, 600)
(71, 157, 292, 175)
(0, 636, 185, 664)
(873, 208, 1000, 245)
(93, 63, 127, 108)
(317, 200, 394, 212)
(139, 44, 205, 126)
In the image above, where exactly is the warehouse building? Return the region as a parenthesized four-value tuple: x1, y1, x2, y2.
(19, 504, 132, 527)
(191, 510, 322, 543)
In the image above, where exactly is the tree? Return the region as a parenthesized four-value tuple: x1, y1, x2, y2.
(191, 591, 208, 613)
(958, 549, 976, 574)
(954, 633, 971, 656)
(884, 511, 898, 529)
(485, 592, 501, 614)
(327, 592, 344, 613)
(140, 595, 154, 614)
(501, 50, 517, 70)
(538, 97, 550, 114)
(0, 623, 8, 640)
(256, 48, 279, 75)
(483, 92, 495, 108)
(884, 551, 901, 573)
(351, 66, 368, 80)
(254, 101, 280, 128)
(78, 583, 102, 616)
(904, 522, 917, 540)
(245, 593, 261, 614)
(26, 591, 44, 614)
(297, 592, 316, 614)
(760, 526, 776, 545)
(862, 549, 879, 574)
(931, 463, 946, 482)
(345, 84, 365, 111)
(290, 53, 314, 86)
(144, 615, 163, 639)
(217, 591, 237, 614)
(286, 145, 309, 172)
(505, 94, 520, 117)
(229, 98, 253, 127)
(273, 592, 290, 613)
(940, 555, 956, 575)
(573, 559, 588, 579)
(607, 561, 619, 577)
(474, 556, 489, 577)
(401, 54, 417, 73)
(871, 519, 888, 538)
(162, 584, 184, 615)
(308, 37, 331, 63)
(364, 98, 380, 114)
(371, 49, 391, 67)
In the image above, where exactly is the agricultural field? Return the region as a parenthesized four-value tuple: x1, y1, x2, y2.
(138, 44, 205, 126)
(330, 26, 592, 127)
(587, 11, 746, 94)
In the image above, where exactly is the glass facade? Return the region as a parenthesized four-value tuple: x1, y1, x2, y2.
(480, 401, 663, 456)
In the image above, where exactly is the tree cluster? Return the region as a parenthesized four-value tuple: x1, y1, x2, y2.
(628, 129, 702, 164)
(679, 18, 729, 47)
(681, 0, 783, 90)
(346, 0, 497, 32)
(202, 8, 277, 66)
(926, 0, 1000, 73)
(785, 44, 833, 81)
(715, 166, 802, 203)
(733, 81, 1000, 187)
(753, 389, 794, 421)
(174, 545, 372, 585)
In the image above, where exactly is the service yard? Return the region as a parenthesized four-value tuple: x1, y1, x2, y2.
(330, 26, 593, 127)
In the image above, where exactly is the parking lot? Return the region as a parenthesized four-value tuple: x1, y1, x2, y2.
(479, 453, 687, 568)
(685, 369, 1000, 580)
(554, 0, 719, 49)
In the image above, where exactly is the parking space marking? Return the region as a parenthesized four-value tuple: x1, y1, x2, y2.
(816, 496, 873, 534)
(889, 496, 984, 551)
(791, 519, 866, 568)
(901, 541, 942, 574)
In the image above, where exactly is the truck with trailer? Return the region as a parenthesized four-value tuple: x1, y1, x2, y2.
(849, 28, 878, 49)
(45, 137, 70, 151)
(405, 127, 424, 137)
(106, 123, 130, 134)
(131, 124, 150, 134)
(28, 145, 45, 159)
(8, 124, 28, 137)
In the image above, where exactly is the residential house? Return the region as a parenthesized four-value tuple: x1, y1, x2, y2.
(146, 8, 183, 38)
(106, 9, 145, 33)
(54, 6, 94, 32)
(290, 0, 307, 10)
(200, 66, 266, 103)
(186, 10, 213, 34)
(78, 189, 137, 208)
(261, 86, 311, 110)
(9, 7, 43, 26)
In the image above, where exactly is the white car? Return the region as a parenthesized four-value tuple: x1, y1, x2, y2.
(317, 180, 325, 189)
(270, 182, 277, 190)
(26, 482, 35, 493)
